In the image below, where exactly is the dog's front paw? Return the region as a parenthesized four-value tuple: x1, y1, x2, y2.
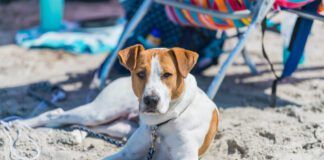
(70, 129, 88, 144)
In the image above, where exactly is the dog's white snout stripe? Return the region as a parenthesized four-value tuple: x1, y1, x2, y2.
(141, 55, 171, 114)
(145, 56, 162, 95)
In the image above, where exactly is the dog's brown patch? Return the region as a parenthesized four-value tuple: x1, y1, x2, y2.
(169, 48, 198, 78)
(198, 109, 219, 156)
(130, 50, 152, 98)
(118, 44, 144, 71)
(157, 51, 184, 99)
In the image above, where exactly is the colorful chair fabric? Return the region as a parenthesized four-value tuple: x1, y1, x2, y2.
(165, 0, 253, 30)
(318, 2, 324, 15)
(165, 0, 314, 30)
(274, 0, 314, 9)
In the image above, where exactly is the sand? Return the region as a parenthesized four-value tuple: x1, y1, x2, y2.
(0, 15, 324, 159)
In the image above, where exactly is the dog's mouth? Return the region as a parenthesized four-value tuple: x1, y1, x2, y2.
(142, 111, 160, 115)
(140, 107, 161, 115)
(140, 105, 168, 115)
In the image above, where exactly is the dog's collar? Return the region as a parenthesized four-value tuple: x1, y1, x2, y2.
(155, 118, 173, 128)
(151, 102, 191, 129)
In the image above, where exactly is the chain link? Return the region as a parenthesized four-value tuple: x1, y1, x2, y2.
(69, 125, 126, 147)
(70, 125, 159, 160)
(146, 125, 158, 160)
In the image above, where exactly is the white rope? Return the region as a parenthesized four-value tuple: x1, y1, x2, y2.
(0, 119, 41, 160)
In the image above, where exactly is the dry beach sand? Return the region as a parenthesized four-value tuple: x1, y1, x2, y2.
(0, 17, 324, 160)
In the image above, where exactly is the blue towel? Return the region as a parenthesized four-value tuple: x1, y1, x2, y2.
(15, 20, 125, 55)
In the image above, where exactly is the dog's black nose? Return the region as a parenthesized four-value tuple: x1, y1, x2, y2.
(143, 95, 160, 108)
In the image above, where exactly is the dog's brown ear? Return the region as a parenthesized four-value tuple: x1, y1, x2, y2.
(118, 44, 145, 71)
(170, 47, 199, 77)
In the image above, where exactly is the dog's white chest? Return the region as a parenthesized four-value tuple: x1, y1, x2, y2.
(150, 90, 216, 159)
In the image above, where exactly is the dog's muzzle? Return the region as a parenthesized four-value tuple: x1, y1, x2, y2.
(142, 95, 160, 113)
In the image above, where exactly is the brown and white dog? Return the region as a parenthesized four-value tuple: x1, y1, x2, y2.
(18, 44, 219, 160)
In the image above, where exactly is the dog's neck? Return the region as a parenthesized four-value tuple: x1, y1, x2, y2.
(140, 74, 198, 126)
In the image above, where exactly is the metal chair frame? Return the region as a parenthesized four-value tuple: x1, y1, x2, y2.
(97, 0, 276, 99)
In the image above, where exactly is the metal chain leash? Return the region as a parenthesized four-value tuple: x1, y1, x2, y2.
(70, 125, 160, 160)
(69, 125, 126, 147)
(146, 125, 158, 160)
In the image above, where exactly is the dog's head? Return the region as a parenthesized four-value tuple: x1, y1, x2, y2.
(118, 44, 198, 115)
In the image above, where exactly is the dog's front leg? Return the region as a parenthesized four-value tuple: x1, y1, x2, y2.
(103, 126, 150, 160)
(161, 133, 199, 160)
(17, 108, 65, 127)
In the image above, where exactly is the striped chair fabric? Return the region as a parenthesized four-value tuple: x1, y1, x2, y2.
(165, 0, 315, 30)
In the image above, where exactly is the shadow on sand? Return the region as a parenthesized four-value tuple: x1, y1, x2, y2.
(1, 62, 324, 119)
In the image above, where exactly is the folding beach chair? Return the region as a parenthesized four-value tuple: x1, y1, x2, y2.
(96, 0, 321, 103)
(97, 0, 274, 90)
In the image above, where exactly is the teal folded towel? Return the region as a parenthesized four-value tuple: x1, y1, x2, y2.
(15, 20, 125, 55)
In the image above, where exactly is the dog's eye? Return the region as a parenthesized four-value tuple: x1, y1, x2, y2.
(137, 71, 146, 79)
(162, 72, 172, 79)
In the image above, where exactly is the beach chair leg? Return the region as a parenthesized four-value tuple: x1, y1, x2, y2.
(98, 0, 154, 88)
(206, 0, 275, 99)
(236, 28, 258, 75)
(242, 48, 259, 75)
(207, 22, 257, 99)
